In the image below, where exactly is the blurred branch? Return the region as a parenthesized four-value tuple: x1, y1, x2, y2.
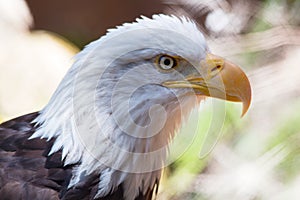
(209, 26, 300, 56)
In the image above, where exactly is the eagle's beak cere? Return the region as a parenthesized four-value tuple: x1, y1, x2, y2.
(163, 53, 252, 116)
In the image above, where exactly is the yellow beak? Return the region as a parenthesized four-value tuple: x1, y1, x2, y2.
(163, 53, 252, 116)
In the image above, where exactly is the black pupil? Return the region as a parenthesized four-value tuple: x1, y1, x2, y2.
(164, 58, 171, 66)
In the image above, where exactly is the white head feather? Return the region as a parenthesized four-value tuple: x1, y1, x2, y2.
(31, 14, 208, 199)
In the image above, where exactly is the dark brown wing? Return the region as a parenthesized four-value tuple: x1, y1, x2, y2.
(0, 112, 67, 200)
(0, 113, 158, 200)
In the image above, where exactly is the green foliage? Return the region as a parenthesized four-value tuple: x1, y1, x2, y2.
(266, 101, 300, 181)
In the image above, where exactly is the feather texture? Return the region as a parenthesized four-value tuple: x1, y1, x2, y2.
(3, 15, 208, 199)
(0, 113, 159, 199)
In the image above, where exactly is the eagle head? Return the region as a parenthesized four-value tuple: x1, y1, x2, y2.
(31, 15, 251, 199)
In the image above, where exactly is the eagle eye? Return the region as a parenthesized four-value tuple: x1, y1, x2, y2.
(158, 55, 177, 70)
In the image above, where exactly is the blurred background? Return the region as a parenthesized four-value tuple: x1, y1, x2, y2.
(1, 0, 300, 199)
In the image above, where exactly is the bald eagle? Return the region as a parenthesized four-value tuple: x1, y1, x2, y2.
(0, 15, 251, 200)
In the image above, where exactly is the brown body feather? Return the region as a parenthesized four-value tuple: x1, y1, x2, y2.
(0, 113, 157, 200)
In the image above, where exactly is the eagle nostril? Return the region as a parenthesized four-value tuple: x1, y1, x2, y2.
(211, 65, 222, 72)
